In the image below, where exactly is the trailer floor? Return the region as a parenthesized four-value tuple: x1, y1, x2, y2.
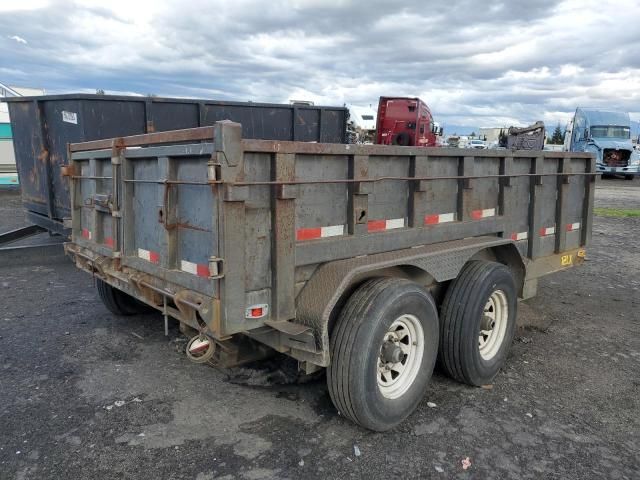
(0, 181, 639, 480)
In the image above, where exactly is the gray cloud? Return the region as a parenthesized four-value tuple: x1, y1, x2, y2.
(1, 0, 639, 129)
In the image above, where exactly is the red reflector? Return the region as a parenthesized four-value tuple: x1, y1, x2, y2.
(424, 214, 439, 225)
(296, 227, 321, 241)
(367, 219, 387, 232)
(149, 251, 160, 264)
(250, 307, 263, 318)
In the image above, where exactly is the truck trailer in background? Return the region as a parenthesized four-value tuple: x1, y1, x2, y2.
(346, 104, 377, 144)
(564, 108, 639, 179)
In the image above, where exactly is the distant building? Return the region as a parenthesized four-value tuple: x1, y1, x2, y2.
(0, 83, 45, 184)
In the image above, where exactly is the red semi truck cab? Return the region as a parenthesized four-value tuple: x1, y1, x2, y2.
(376, 97, 440, 147)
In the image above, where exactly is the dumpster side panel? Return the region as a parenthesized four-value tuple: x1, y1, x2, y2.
(203, 104, 294, 141)
(6, 101, 47, 215)
(151, 102, 199, 131)
(320, 109, 347, 143)
(7, 95, 347, 233)
(41, 99, 146, 220)
(296, 108, 321, 142)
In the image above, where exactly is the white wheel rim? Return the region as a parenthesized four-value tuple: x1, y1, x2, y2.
(479, 289, 509, 360)
(377, 314, 425, 399)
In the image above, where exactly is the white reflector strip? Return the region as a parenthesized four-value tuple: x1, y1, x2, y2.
(438, 212, 456, 223)
(368, 218, 405, 232)
(511, 231, 528, 241)
(138, 248, 160, 264)
(567, 222, 581, 231)
(424, 212, 456, 225)
(540, 226, 556, 236)
(296, 224, 345, 241)
(320, 224, 345, 237)
(472, 208, 496, 219)
(180, 260, 210, 278)
(385, 218, 405, 230)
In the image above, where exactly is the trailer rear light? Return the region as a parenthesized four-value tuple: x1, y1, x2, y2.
(245, 304, 269, 319)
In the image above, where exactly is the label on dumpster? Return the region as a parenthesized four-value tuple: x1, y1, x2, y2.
(62, 111, 78, 124)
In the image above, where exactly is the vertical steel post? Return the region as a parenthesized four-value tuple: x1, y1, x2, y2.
(348, 155, 370, 236)
(555, 157, 571, 253)
(528, 156, 545, 259)
(215, 122, 247, 335)
(272, 152, 296, 321)
(581, 155, 596, 247)
(499, 155, 514, 234)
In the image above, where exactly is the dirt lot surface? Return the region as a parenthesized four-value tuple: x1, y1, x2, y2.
(1, 180, 639, 479)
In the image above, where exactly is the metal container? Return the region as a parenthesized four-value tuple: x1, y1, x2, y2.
(65, 121, 596, 367)
(64, 122, 596, 431)
(5, 94, 348, 233)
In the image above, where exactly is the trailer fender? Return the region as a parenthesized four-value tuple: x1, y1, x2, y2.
(295, 236, 520, 367)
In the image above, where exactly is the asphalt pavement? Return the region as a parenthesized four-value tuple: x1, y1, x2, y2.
(0, 180, 638, 479)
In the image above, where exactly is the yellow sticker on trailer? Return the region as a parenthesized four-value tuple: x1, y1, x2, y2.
(561, 254, 573, 266)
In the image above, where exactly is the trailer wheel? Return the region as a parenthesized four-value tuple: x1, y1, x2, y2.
(624, 175, 634, 181)
(327, 278, 439, 431)
(96, 279, 152, 316)
(439, 261, 517, 386)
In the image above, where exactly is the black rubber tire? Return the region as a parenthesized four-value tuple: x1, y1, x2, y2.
(439, 261, 517, 386)
(624, 175, 634, 181)
(96, 279, 151, 316)
(327, 278, 439, 431)
(392, 132, 412, 146)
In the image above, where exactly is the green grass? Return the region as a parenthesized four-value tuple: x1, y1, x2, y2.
(594, 207, 640, 218)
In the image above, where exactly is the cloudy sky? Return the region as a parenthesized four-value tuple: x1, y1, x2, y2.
(1, 0, 639, 130)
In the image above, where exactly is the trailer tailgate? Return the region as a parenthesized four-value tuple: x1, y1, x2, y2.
(69, 140, 219, 298)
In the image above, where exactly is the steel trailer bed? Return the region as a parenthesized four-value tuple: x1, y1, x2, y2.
(64, 121, 595, 430)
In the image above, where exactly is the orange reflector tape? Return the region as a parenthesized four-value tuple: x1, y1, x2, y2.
(566, 222, 581, 232)
(367, 218, 404, 232)
(181, 260, 210, 278)
(138, 248, 160, 264)
(296, 224, 345, 241)
(471, 208, 496, 220)
(424, 212, 456, 225)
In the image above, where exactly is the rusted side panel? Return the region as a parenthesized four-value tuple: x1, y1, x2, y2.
(66, 123, 596, 364)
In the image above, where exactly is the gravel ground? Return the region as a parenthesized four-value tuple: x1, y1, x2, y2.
(0, 190, 27, 232)
(0, 180, 639, 480)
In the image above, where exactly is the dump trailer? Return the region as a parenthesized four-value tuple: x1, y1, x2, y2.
(5, 94, 348, 235)
(64, 122, 595, 431)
